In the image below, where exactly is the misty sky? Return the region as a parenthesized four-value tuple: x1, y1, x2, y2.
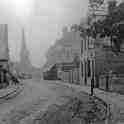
(0, 0, 94, 67)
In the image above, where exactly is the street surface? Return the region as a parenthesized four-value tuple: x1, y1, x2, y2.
(0, 79, 76, 124)
(0, 79, 123, 124)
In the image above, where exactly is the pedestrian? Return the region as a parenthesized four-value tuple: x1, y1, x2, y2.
(84, 76, 87, 85)
(3, 69, 9, 86)
(106, 74, 109, 91)
(11, 75, 19, 85)
(91, 77, 94, 96)
(8, 71, 19, 85)
(95, 75, 99, 88)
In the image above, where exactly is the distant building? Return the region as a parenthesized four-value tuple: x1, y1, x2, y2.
(43, 26, 82, 82)
(13, 28, 41, 78)
(0, 24, 9, 64)
(0, 24, 9, 85)
(13, 29, 32, 73)
(81, 0, 124, 87)
(43, 62, 79, 83)
(80, 0, 108, 86)
(45, 27, 82, 68)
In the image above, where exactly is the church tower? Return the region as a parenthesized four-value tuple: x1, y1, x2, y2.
(13, 28, 41, 78)
(19, 28, 32, 72)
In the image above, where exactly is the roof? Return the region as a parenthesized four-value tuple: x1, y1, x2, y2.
(56, 62, 78, 71)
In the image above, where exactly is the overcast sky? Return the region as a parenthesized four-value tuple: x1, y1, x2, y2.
(0, 0, 103, 67)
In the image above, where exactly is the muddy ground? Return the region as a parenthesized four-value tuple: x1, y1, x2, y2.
(34, 92, 107, 124)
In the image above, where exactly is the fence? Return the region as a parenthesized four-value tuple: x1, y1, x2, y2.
(60, 68, 80, 84)
(99, 74, 124, 94)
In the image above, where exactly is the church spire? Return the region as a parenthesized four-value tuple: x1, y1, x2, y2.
(20, 28, 30, 66)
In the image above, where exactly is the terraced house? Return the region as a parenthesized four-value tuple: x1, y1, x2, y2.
(81, 0, 124, 92)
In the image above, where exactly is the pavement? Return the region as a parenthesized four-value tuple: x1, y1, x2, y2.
(0, 83, 23, 101)
(0, 85, 17, 97)
(55, 81, 124, 124)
